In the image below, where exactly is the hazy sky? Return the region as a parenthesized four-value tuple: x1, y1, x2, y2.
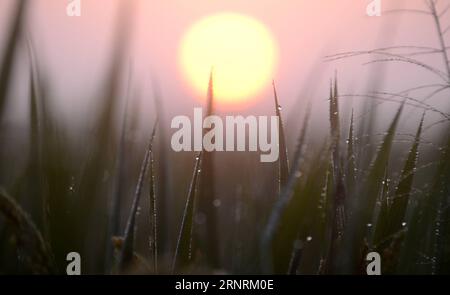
(0, 0, 448, 135)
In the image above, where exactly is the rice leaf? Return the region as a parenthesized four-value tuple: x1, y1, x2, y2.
(26, 41, 52, 247)
(0, 0, 27, 117)
(105, 70, 132, 272)
(76, 2, 134, 272)
(399, 131, 450, 274)
(423, 131, 450, 274)
(148, 148, 158, 273)
(386, 113, 424, 237)
(23, 42, 75, 273)
(397, 194, 425, 274)
(285, 103, 312, 275)
(372, 167, 390, 247)
(361, 102, 404, 228)
(0, 188, 54, 274)
(291, 103, 312, 171)
(152, 81, 169, 254)
(287, 239, 303, 275)
(272, 80, 289, 192)
(117, 120, 158, 272)
(346, 109, 356, 190)
(323, 77, 346, 273)
(344, 102, 404, 272)
(329, 77, 340, 150)
(197, 70, 219, 268)
(172, 152, 202, 274)
(261, 105, 312, 274)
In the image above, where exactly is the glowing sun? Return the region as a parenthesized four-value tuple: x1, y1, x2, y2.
(179, 13, 278, 105)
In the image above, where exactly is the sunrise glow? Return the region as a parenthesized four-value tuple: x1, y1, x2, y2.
(179, 13, 278, 106)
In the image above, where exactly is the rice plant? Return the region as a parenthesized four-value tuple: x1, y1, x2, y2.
(0, 0, 449, 275)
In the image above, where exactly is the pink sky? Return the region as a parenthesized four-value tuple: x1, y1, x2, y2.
(0, 0, 447, 136)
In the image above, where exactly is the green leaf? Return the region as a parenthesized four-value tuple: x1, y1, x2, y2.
(386, 113, 424, 237)
(344, 102, 404, 273)
(272, 81, 289, 192)
(346, 109, 356, 191)
(0, 0, 27, 117)
(196, 70, 219, 268)
(364, 103, 404, 222)
(0, 188, 55, 274)
(118, 121, 158, 272)
(172, 152, 202, 274)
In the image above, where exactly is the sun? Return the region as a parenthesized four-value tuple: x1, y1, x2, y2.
(179, 13, 278, 106)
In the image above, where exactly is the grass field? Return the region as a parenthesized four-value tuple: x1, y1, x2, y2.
(0, 0, 449, 275)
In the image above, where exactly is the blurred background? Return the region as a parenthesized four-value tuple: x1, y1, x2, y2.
(0, 0, 449, 275)
(0, 0, 447, 123)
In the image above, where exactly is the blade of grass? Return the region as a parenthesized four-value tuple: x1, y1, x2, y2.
(0, 0, 27, 117)
(428, 1, 450, 81)
(274, 139, 332, 274)
(261, 103, 312, 274)
(0, 188, 54, 274)
(425, 132, 450, 274)
(287, 239, 303, 275)
(318, 159, 333, 273)
(117, 120, 158, 272)
(343, 102, 404, 273)
(172, 152, 202, 274)
(105, 69, 132, 272)
(386, 113, 424, 238)
(346, 109, 356, 190)
(396, 193, 425, 274)
(27, 40, 52, 247)
(285, 103, 312, 275)
(148, 147, 157, 273)
(362, 102, 404, 228)
(434, 134, 450, 274)
(25, 42, 74, 274)
(197, 70, 219, 268)
(152, 80, 169, 255)
(272, 80, 289, 193)
(324, 77, 347, 273)
(77, 1, 134, 272)
(372, 167, 390, 247)
(402, 132, 450, 274)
